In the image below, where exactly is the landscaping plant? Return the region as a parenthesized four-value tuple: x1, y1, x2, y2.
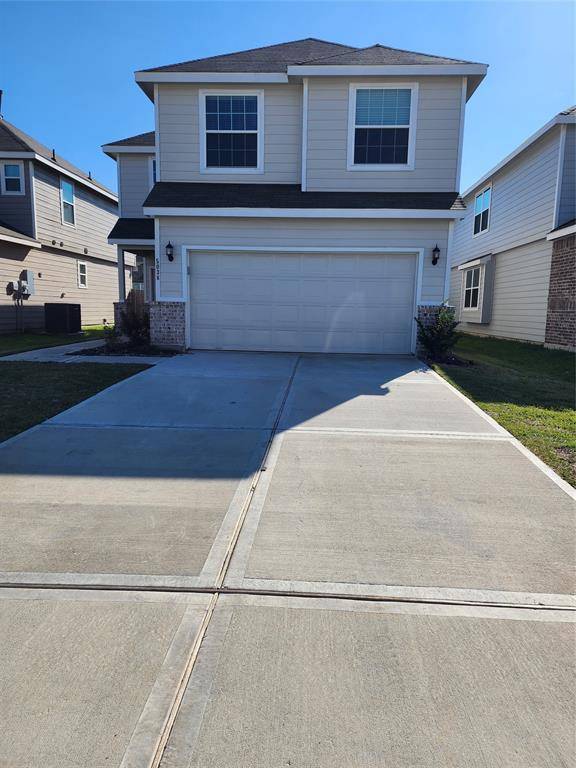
(416, 304, 459, 361)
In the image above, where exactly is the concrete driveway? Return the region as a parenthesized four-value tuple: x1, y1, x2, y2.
(0, 351, 573, 767)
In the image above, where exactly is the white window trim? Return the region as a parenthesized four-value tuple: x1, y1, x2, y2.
(148, 156, 157, 190)
(462, 266, 481, 311)
(198, 89, 264, 174)
(1, 160, 25, 195)
(60, 178, 76, 227)
(77, 260, 88, 288)
(347, 82, 418, 171)
(472, 184, 491, 237)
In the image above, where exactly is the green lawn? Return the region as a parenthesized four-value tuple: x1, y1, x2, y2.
(434, 335, 576, 487)
(0, 325, 107, 357)
(0, 362, 148, 444)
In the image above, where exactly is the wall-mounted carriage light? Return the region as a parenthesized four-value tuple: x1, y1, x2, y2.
(432, 244, 440, 266)
(165, 241, 174, 261)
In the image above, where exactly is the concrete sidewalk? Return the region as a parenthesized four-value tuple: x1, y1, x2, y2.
(0, 351, 573, 767)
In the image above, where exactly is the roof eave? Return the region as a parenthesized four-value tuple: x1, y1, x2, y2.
(101, 144, 156, 158)
(286, 63, 488, 78)
(142, 206, 463, 219)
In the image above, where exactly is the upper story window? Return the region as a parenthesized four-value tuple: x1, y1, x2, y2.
(199, 90, 263, 173)
(347, 84, 418, 171)
(60, 179, 75, 225)
(463, 267, 480, 309)
(473, 186, 491, 235)
(1, 161, 25, 195)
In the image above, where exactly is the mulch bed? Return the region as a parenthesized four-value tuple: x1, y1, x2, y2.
(70, 344, 177, 357)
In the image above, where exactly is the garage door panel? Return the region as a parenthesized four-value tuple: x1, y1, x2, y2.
(189, 252, 417, 354)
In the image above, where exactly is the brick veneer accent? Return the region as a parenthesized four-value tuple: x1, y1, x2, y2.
(149, 301, 186, 349)
(545, 234, 576, 351)
(415, 304, 454, 356)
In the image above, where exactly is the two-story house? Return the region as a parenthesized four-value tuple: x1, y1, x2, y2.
(105, 38, 487, 353)
(450, 107, 575, 350)
(0, 117, 133, 333)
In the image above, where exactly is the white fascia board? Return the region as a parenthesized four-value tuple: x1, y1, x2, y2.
(461, 113, 576, 199)
(0, 233, 41, 248)
(143, 206, 461, 219)
(102, 145, 156, 155)
(287, 64, 488, 77)
(547, 223, 576, 240)
(108, 238, 155, 246)
(135, 71, 288, 84)
(0, 151, 117, 202)
(457, 254, 493, 270)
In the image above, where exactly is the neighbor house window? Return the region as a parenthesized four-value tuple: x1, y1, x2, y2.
(77, 261, 87, 288)
(1, 161, 24, 194)
(60, 179, 75, 225)
(200, 91, 262, 172)
(149, 157, 157, 188)
(474, 186, 491, 234)
(463, 267, 480, 309)
(348, 85, 417, 170)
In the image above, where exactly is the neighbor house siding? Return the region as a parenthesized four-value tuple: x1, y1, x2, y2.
(0, 243, 129, 332)
(155, 216, 450, 303)
(558, 124, 575, 226)
(157, 83, 301, 183)
(452, 127, 561, 267)
(450, 238, 553, 343)
(33, 164, 118, 262)
(305, 76, 464, 192)
(0, 160, 35, 236)
(118, 154, 153, 217)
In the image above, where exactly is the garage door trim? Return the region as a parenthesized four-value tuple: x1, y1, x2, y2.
(181, 245, 424, 353)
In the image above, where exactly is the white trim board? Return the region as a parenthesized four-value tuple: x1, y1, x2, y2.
(0, 233, 41, 248)
(101, 145, 155, 155)
(547, 222, 576, 240)
(552, 124, 567, 228)
(287, 63, 488, 77)
(144, 206, 461, 219)
(108, 239, 155, 246)
(136, 71, 288, 84)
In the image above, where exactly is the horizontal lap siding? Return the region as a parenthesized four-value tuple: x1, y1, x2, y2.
(558, 124, 575, 226)
(34, 165, 119, 263)
(158, 83, 301, 183)
(0, 244, 126, 332)
(157, 216, 449, 303)
(452, 128, 561, 267)
(450, 239, 553, 343)
(119, 155, 153, 217)
(306, 76, 463, 192)
(0, 161, 35, 236)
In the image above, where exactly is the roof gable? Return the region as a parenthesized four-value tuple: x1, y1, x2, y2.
(104, 131, 155, 147)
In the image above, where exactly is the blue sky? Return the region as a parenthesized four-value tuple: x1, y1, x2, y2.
(1, 1, 574, 192)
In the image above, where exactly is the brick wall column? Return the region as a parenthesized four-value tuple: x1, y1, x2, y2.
(545, 234, 576, 351)
(149, 301, 186, 350)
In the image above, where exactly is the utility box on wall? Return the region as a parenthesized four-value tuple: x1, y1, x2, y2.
(44, 303, 81, 333)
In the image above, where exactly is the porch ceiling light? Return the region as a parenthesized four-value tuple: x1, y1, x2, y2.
(432, 244, 440, 265)
(165, 241, 174, 261)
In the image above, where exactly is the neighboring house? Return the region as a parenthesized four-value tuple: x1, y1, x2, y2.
(450, 107, 576, 350)
(105, 37, 489, 353)
(0, 118, 131, 333)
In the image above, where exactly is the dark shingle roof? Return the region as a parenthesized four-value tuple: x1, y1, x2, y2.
(0, 119, 116, 198)
(549, 217, 576, 233)
(140, 37, 476, 74)
(144, 182, 465, 211)
(104, 131, 155, 147)
(302, 43, 477, 66)
(108, 218, 155, 241)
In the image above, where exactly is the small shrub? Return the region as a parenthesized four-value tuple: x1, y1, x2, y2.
(120, 291, 150, 349)
(416, 304, 459, 361)
(103, 324, 122, 352)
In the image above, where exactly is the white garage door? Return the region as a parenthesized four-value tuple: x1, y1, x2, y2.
(189, 251, 417, 354)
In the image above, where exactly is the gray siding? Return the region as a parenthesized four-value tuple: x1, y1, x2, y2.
(306, 76, 464, 192)
(157, 83, 301, 183)
(0, 242, 128, 332)
(450, 239, 552, 344)
(0, 160, 35, 236)
(33, 164, 118, 263)
(118, 154, 154, 217)
(156, 216, 450, 303)
(558, 124, 575, 226)
(452, 127, 561, 267)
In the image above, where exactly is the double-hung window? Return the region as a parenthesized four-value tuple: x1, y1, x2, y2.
(201, 91, 262, 172)
(60, 179, 75, 225)
(463, 267, 480, 310)
(1, 161, 24, 194)
(77, 261, 87, 288)
(348, 85, 417, 170)
(473, 186, 491, 235)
